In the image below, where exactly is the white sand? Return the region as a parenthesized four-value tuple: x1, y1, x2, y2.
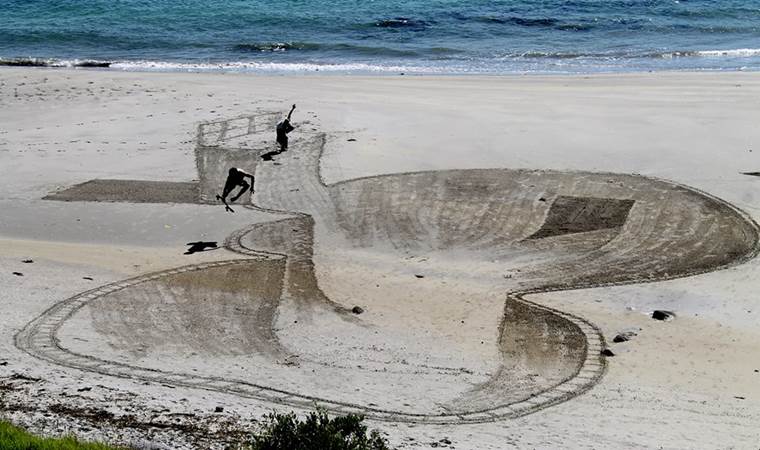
(1, 68, 760, 449)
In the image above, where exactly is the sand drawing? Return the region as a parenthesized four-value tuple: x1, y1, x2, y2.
(22, 112, 760, 424)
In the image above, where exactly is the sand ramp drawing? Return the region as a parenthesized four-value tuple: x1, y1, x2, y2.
(20, 113, 760, 424)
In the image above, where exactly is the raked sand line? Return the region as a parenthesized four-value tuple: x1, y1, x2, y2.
(15, 114, 760, 424)
(14, 200, 758, 424)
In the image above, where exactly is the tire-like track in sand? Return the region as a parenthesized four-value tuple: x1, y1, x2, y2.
(16, 115, 760, 424)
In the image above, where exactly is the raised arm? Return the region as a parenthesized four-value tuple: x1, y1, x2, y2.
(287, 104, 296, 121)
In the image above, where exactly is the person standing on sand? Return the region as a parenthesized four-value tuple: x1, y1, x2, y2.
(276, 104, 296, 152)
(216, 167, 254, 213)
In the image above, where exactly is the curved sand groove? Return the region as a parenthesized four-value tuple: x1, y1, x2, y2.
(15, 116, 760, 424)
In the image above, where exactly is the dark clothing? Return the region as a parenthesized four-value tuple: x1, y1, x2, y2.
(277, 119, 294, 134)
(222, 168, 251, 199)
(227, 167, 245, 184)
(276, 119, 294, 149)
(276, 133, 288, 150)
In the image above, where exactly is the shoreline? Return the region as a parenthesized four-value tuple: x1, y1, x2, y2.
(3, 64, 760, 80)
(3, 59, 760, 77)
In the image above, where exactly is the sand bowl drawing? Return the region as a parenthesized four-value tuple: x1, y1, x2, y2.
(18, 113, 760, 424)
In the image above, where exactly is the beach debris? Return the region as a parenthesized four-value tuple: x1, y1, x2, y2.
(538, 197, 546, 202)
(77, 386, 92, 392)
(651, 310, 675, 321)
(281, 355, 300, 366)
(347, 138, 357, 142)
(21, 259, 33, 263)
(351, 306, 364, 315)
(12, 272, 23, 276)
(601, 348, 615, 357)
(83, 277, 94, 281)
(214, 406, 224, 413)
(415, 274, 425, 279)
(0, 361, 8, 366)
(734, 396, 746, 400)
(10, 373, 41, 382)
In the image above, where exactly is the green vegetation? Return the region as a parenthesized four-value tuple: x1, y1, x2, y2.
(1, 409, 393, 450)
(0, 421, 124, 450)
(248, 408, 391, 450)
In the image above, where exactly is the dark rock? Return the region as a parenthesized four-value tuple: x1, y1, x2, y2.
(601, 348, 615, 357)
(613, 330, 637, 343)
(652, 310, 675, 321)
(12, 272, 23, 276)
(347, 138, 357, 142)
(351, 306, 364, 315)
(22, 259, 33, 263)
(77, 386, 92, 392)
(0, 361, 8, 366)
(415, 274, 424, 279)
(538, 197, 546, 202)
(83, 277, 93, 280)
(440, 438, 452, 444)
(214, 406, 224, 413)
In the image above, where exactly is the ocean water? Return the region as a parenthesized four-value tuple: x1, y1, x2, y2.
(1, 0, 760, 74)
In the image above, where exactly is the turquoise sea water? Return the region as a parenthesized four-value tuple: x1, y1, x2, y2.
(1, 0, 760, 74)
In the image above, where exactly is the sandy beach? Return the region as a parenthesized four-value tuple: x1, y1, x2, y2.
(1, 68, 760, 449)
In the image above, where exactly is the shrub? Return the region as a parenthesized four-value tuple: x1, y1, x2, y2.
(248, 408, 391, 450)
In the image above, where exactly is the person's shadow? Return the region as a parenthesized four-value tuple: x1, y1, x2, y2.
(184, 241, 218, 255)
(261, 149, 285, 161)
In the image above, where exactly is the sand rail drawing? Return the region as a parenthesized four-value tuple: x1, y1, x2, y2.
(21, 112, 760, 424)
